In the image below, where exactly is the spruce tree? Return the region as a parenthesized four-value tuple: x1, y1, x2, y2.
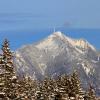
(0, 54, 6, 98)
(35, 83, 46, 100)
(0, 39, 17, 99)
(70, 71, 84, 99)
(58, 74, 70, 99)
(86, 84, 96, 100)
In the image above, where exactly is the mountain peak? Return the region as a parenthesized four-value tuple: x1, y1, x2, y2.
(35, 31, 96, 52)
(52, 31, 69, 39)
(53, 31, 64, 36)
(49, 31, 66, 39)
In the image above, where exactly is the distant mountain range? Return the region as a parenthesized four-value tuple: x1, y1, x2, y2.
(14, 31, 100, 95)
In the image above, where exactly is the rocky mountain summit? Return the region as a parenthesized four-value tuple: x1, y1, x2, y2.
(14, 31, 100, 94)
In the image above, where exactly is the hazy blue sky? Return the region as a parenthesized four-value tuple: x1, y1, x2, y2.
(0, 0, 100, 30)
(0, 0, 100, 50)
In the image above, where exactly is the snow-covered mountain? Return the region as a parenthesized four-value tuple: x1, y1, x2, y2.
(14, 31, 100, 94)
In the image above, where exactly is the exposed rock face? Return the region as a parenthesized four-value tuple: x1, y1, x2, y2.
(14, 31, 100, 94)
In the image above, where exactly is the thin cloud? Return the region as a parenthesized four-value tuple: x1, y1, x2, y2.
(63, 21, 72, 28)
(0, 12, 48, 25)
(0, 12, 44, 18)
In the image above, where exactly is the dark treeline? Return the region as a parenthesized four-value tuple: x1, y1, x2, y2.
(0, 39, 99, 100)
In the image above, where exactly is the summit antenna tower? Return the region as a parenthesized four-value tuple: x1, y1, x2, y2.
(53, 27, 56, 33)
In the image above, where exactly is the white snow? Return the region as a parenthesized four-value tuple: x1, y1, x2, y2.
(16, 53, 21, 58)
(98, 56, 100, 61)
(0, 92, 5, 95)
(81, 63, 90, 75)
(35, 34, 58, 50)
(12, 76, 17, 79)
(53, 31, 63, 37)
(75, 39, 96, 51)
(91, 60, 98, 63)
(39, 63, 47, 75)
(75, 47, 84, 54)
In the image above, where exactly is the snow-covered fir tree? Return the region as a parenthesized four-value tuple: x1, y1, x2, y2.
(85, 84, 97, 100)
(54, 74, 70, 100)
(70, 71, 84, 100)
(0, 39, 17, 99)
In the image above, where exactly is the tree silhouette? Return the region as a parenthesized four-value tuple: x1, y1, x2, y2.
(70, 71, 84, 99)
(86, 84, 96, 100)
(0, 39, 17, 99)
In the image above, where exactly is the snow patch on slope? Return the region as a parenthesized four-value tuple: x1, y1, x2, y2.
(81, 63, 90, 75)
(75, 39, 96, 51)
(35, 34, 59, 50)
(39, 63, 47, 75)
